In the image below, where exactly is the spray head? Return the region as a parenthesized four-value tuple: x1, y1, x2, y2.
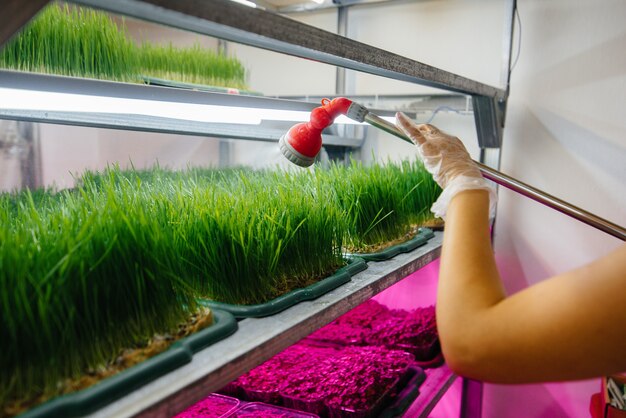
(279, 97, 368, 167)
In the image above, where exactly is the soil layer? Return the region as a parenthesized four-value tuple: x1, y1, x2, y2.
(4, 308, 213, 418)
(347, 222, 441, 254)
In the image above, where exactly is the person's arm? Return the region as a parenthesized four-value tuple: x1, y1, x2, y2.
(396, 112, 626, 383)
(440, 190, 626, 383)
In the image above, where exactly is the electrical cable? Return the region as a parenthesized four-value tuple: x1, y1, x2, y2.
(510, 5, 522, 72)
(425, 105, 465, 124)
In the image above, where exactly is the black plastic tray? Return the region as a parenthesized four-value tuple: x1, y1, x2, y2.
(19, 309, 238, 418)
(350, 228, 435, 262)
(414, 352, 445, 369)
(199, 258, 368, 318)
(379, 366, 426, 418)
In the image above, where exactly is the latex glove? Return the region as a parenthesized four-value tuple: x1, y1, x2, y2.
(395, 112, 496, 219)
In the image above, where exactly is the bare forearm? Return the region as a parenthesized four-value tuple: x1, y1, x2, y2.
(436, 189, 506, 373)
(436, 190, 626, 382)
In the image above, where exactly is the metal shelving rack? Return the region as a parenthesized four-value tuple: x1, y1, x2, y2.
(1, 0, 516, 417)
(70, 0, 509, 151)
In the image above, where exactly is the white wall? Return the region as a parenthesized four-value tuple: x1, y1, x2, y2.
(228, 10, 338, 95)
(113, 15, 219, 49)
(0, 120, 27, 191)
(346, 0, 504, 94)
(488, 1, 626, 415)
(40, 125, 220, 189)
(342, 0, 499, 164)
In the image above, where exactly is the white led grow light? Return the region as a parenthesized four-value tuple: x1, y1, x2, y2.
(0, 87, 390, 126)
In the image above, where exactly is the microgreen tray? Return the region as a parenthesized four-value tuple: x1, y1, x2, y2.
(18, 309, 238, 418)
(198, 258, 368, 319)
(324, 363, 422, 418)
(234, 360, 418, 418)
(350, 228, 435, 262)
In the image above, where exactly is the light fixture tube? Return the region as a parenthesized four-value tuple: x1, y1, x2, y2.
(0, 88, 387, 126)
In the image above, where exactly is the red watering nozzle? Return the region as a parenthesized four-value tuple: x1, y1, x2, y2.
(279, 97, 363, 167)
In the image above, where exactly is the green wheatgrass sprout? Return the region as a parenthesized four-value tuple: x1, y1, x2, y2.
(0, 173, 197, 410)
(0, 3, 138, 82)
(155, 168, 346, 304)
(78, 165, 347, 305)
(138, 43, 247, 90)
(82, 161, 438, 293)
(0, 3, 248, 89)
(318, 159, 441, 251)
(0, 160, 437, 410)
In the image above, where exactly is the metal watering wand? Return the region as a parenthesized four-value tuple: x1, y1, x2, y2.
(278, 97, 626, 241)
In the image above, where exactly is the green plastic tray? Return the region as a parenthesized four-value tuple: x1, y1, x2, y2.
(350, 228, 435, 262)
(19, 309, 238, 418)
(199, 258, 368, 319)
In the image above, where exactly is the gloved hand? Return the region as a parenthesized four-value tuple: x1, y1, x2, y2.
(395, 112, 496, 219)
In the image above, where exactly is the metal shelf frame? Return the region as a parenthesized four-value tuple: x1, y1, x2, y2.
(73, 0, 505, 99)
(70, 0, 507, 150)
(1, 0, 510, 149)
(0, 1, 519, 417)
(89, 233, 443, 418)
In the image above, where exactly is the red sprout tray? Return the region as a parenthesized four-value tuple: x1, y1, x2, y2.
(174, 393, 240, 418)
(279, 364, 425, 418)
(282, 394, 326, 417)
(306, 300, 391, 346)
(229, 402, 320, 418)
(307, 301, 441, 363)
(324, 376, 401, 418)
(323, 361, 425, 418)
(228, 341, 420, 418)
(366, 306, 440, 362)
